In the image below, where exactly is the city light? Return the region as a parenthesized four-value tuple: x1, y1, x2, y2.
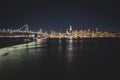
(49, 26, 120, 38)
(0, 25, 120, 39)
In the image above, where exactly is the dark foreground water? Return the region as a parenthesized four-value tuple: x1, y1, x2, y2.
(0, 38, 120, 80)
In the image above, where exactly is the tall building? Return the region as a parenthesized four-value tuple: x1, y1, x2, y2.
(96, 28, 98, 33)
(69, 26, 72, 31)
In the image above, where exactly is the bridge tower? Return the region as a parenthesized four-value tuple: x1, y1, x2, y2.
(17, 24, 29, 32)
(17, 24, 33, 42)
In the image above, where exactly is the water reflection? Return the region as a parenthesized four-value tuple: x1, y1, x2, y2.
(0, 39, 46, 70)
(57, 38, 62, 61)
(59, 38, 61, 44)
(0, 38, 119, 79)
(66, 39, 73, 66)
(79, 39, 83, 49)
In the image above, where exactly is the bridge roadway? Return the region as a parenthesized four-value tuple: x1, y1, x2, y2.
(0, 30, 48, 39)
(0, 24, 48, 39)
(0, 30, 48, 47)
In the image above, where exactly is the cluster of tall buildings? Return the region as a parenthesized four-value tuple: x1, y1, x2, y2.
(49, 26, 120, 38)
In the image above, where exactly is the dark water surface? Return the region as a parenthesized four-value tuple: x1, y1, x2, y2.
(0, 38, 120, 80)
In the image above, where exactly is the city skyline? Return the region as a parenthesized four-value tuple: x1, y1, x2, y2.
(0, 24, 120, 39)
(0, 0, 120, 32)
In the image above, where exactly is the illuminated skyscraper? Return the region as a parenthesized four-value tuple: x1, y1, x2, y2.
(39, 29, 42, 34)
(96, 28, 98, 32)
(69, 26, 72, 31)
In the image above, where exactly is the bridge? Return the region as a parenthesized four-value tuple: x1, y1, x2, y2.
(0, 24, 48, 41)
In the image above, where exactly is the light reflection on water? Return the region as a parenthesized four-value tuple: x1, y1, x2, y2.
(66, 39, 73, 65)
(0, 39, 46, 68)
(0, 38, 120, 79)
(57, 38, 62, 61)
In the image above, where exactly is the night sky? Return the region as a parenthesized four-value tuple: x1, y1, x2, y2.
(0, 0, 120, 32)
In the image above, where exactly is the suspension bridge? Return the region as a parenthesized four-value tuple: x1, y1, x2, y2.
(0, 24, 48, 42)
